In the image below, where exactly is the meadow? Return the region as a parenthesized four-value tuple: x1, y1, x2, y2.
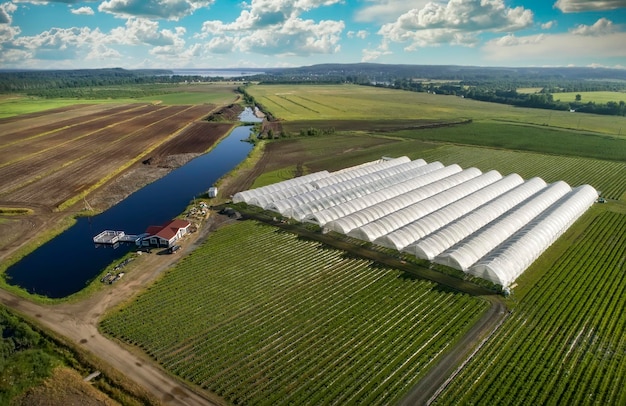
(554, 90, 626, 104)
(0, 83, 238, 118)
(248, 84, 626, 136)
(101, 221, 488, 405)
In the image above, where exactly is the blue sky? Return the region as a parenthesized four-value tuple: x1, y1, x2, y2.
(0, 0, 625, 69)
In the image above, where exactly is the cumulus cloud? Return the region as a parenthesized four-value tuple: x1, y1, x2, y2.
(13, 0, 92, 4)
(570, 18, 617, 36)
(554, 0, 626, 13)
(199, 0, 345, 56)
(87, 43, 121, 60)
(541, 20, 556, 30)
(71, 6, 95, 15)
(0, 2, 17, 24)
(1, 16, 195, 67)
(361, 39, 391, 62)
(99, 0, 213, 21)
(378, 0, 533, 50)
(355, 0, 433, 23)
(347, 30, 368, 39)
(482, 30, 626, 63)
(110, 18, 186, 47)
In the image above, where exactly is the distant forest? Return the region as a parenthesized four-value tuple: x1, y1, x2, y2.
(1, 64, 625, 116)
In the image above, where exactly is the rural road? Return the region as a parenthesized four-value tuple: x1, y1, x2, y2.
(399, 295, 508, 405)
(0, 224, 218, 406)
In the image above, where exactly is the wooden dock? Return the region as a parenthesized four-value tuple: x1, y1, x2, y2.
(93, 230, 145, 245)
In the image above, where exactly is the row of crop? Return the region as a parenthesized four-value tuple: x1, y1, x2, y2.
(435, 211, 626, 404)
(461, 211, 624, 403)
(434, 211, 605, 402)
(101, 220, 488, 405)
(418, 145, 626, 199)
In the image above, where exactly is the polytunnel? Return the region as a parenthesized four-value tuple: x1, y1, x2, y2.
(407, 177, 547, 260)
(375, 173, 524, 251)
(232, 170, 329, 204)
(267, 158, 427, 216)
(289, 160, 437, 220)
(311, 157, 413, 189)
(318, 164, 459, 230)
(326, 167, 479, 233)
(469, 184, 597, 287)
(350, 170, 501, 242)
(301, 162, 447, 225)
(435, 180, 572, 271)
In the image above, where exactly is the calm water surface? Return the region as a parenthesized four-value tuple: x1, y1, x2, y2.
(5, 125, 254, 298)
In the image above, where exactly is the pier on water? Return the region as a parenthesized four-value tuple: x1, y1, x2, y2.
(93, 230, 146, 246)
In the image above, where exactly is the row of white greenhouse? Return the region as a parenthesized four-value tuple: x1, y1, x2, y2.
(233, 157, 597, 287)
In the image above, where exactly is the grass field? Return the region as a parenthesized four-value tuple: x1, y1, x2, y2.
(101, 220, 488, 405)
(0, 96, 124, 119)
(392, 121, 626, 162)
(0, 84, 238, 118)
(247, 84, 626, 136)
(554, 91, 626, 104)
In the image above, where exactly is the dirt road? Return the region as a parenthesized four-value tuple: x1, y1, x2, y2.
(0, 221, 221, 406)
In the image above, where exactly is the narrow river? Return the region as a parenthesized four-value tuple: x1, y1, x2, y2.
(5, 124, 255, 298)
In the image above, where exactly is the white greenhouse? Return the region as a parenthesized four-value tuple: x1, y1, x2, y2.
(233, 157, 597, 288)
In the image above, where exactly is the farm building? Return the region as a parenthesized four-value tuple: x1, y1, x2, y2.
(144, 219, 191, 248)
(234, 157, 597, 288)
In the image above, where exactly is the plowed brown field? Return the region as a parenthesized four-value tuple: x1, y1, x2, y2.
(0, 104, 126, 135)
(144, 121, 235, 165)
(0, 103, 217, 207)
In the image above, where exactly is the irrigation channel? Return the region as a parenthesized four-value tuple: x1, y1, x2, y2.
(5, 116, 256, 298)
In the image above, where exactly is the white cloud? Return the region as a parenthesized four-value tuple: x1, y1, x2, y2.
(570, 18, 617, 36)
(71, 6, 95, 15)
(361, 39, 391, 62)
(347, 30, 368, 39)
(541, 20, 556, 30)
(483, 30, 626, 63)
(14, 1, 94, 3)
(86, 43, 121, 60)
(378, 0, 533, 50)
(355, 0, 434, 23)
(0, 2, 17, 24)
(99, 0, 213, 21)
(0, 22, 20, 43)
(110, 18, 186, 47)
(554, 0, 626, 13)
(1, 17, 193, 67)
(199, 0, 345, 56)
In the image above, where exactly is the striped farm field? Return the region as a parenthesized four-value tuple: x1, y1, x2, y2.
(415, 144, 626, 200)
(248, 84, 626, 136)
(434, 210, 626, 405)
(101, 220, 488, 405)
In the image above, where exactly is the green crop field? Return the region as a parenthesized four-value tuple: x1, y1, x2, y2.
(101, 221, 488, 405)
(394, 121, 626, 162)
(0, 84, 238, 118)
(247, 84, 626, 136)
(435, 210, 626, 405)
(414, 144, 626, 200)
(554, 91, 626, 104)
(0, 96, 126, 118)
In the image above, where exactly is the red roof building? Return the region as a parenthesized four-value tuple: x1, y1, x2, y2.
(144, 219, 191, 248)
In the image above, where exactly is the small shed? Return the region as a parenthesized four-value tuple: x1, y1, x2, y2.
(208, 187, 218, 198)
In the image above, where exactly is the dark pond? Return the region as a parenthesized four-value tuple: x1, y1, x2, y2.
(5, 124, 254, 298)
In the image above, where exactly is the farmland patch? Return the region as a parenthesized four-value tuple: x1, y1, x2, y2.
(101, 220, 488, 405)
